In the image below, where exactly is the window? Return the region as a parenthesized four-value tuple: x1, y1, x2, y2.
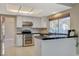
(49, 20, 59, 33)
(49, 17, 70, 34)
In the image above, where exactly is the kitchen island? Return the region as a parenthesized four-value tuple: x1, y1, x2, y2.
(34, 35, 78, 56)
(16, 32, 78, 56)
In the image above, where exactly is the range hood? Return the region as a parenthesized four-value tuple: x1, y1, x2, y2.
(22, 22, 33, 26)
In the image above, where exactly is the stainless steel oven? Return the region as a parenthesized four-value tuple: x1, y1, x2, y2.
(22, 30, 34, 47)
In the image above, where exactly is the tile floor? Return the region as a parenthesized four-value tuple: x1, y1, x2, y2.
(4, 46, 38, 56)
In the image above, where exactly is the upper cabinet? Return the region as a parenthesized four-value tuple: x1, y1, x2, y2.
(40, 17, 49, 28)
(32, 18, 41, 28)
(32, 17, 49, 28)
(16, 16, 49, 28)
(16, 16, 23, 27)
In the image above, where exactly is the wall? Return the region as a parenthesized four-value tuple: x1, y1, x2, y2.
(70, 4, 79, 55)
(70, 4, 79, 35)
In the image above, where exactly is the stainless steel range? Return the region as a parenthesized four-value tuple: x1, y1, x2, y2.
(22, 30, 34, 47)
(16, 21, 34, 47)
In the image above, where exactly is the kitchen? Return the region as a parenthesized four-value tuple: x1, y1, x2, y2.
(0, 3, 79, 56)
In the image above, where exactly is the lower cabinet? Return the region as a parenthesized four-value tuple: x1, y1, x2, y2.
(34, 37, 76, 56)
(16, 35, 23, 47)
(41, 38, 76, 56)
(34, 37, 41, 56)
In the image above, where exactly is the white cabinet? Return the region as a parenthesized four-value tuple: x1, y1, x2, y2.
(41, 38, 76, 56)
(34, 37, 76, 56)
(16, 16, 23, 27)
(32, 17, 49, 28)
(16, 16, 49, 28)
(33, 37, 41, 56)
(16, 35, 23, 47)
(40, 17, 49, 28)
(32, 18, 41, 28)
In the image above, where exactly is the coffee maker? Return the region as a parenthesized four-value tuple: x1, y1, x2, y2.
(68, 29, 76, 37)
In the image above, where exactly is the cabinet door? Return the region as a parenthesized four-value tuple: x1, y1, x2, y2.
(41, 17, 48, 28)
(41, 38, 76, 56)
(34, 37, 41, 56)
(16, 16, 22, 27)
(41, 19, 46, 28)
(32, 19, 41, 28)
(16, 35, 22, 47)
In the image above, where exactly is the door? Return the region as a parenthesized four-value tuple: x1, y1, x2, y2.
(3, 16, 16, 56)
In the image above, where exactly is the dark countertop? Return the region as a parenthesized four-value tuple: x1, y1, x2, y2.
(17, 32, 67, 35)
(34, 36, 78, 40)
(42, 36, 78, 40)
(32, 33, 67, 35)
(16, 32, 78, 40)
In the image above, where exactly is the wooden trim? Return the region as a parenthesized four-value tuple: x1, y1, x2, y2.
(48, 9, 70, 21)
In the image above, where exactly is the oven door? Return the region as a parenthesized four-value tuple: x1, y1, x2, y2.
(23, 34, 34, 47)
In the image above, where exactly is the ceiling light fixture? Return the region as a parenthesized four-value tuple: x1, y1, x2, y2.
(7, 4, 33, 14)
(8, 9, 33, 14)
(19, 10, 33, 14)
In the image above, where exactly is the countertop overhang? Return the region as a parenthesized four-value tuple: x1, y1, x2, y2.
(16, 32, 78, 40)
(34, 36, 78, 40)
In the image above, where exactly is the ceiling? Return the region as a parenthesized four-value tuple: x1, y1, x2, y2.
(59, 3, 77, 7)
(0, 3, 73, 17)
